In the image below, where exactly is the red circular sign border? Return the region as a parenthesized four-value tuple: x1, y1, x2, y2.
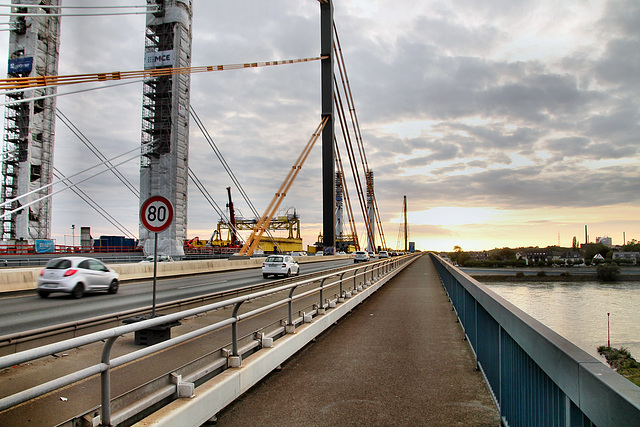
(140, 196, 174, 233)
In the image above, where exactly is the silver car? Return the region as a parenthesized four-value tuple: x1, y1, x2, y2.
(353, 251, 370, 263)
(262, 255, 300, 278)
(37, 257, 120, 299)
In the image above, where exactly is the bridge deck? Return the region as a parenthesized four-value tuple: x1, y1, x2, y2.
(214, 255, 500, 425)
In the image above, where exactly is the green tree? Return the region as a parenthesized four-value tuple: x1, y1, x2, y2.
(596, 263, 620, 281)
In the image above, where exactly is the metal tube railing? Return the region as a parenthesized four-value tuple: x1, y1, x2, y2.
(0, 255, 417, 420)
(429, 253, 640, 427)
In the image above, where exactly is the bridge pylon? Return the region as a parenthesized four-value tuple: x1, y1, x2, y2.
(139, 0, 193, 257)
(1, 0, 61, 243)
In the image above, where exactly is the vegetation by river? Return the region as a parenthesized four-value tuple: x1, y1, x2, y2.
(597, 346, 640, 387)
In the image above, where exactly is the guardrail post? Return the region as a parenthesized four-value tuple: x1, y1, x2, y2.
(352, 268, 359, 294)
(360, 266, 368, 290)
(338, 272, 345, 302)
(100, 336, 118, 426)
(286, 286, 297, 334)
(229, 301, 244, 367)
(318, 278, 326, 314)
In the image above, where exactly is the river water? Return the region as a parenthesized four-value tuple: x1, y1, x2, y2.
(482, 280, 640, 361)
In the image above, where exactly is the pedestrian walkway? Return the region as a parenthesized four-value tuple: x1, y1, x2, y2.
(214, 255, 501, 426)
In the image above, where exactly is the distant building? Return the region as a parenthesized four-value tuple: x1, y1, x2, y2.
(516, 249, 552, 265)
(559, 251, 585, 266)
(612, 252, 640, 265)
(596, 236, 613, 246)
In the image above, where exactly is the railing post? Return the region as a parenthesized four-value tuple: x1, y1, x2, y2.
(361, 266, 368, 290)
(100, 336, 118, 427)
(318, 278, 327, 314)
(286, 286, 297, 333)
(352, 268, 359, 294)
(339, 272, 345, 301)
(229, 301, 244, 367)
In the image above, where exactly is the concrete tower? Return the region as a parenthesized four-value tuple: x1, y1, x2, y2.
(139, 0, 192, 256)
(1, 0, 60, 244)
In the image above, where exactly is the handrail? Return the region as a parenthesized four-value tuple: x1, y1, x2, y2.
(429, 253, 640, 427)
(0, 254, 416, 425)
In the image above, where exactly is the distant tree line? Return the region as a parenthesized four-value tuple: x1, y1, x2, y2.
(447, 241, 640, 270)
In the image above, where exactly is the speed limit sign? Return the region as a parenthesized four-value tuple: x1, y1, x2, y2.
(140, 196, 174, 233)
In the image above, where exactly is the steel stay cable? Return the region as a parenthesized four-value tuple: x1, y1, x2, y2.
(0, 142, 148, 210)
(335, 29, 387, 250)
(333, 80, 374, 247)
(334, 137, 360, 250)
(334, 26, 387, 249)
(0, 79, 142, 108)
(0, 146, 148, 219)
(53, 168, 136, 238)
(0, 10, 157, 17)
(56, 108, 139, 198)
(334, 92, 369, 248)
(189, 106, 280, 251)
(0, 4, 152, 9)
(0, 57, 325, 90)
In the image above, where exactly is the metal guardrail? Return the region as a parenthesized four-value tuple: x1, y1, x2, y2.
(0, 258, 358, 355)
(0, 255, 415, 426)
(430, 253, 640, 427)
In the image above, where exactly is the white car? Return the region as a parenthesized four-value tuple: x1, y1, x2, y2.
(262, 255, 300, 278)
(379, 251, 389, 258)
(353, 251, 370, 263)
(37, 256, 120, 299)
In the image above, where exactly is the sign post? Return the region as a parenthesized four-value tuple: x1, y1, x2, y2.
(140, 196, 174, 317)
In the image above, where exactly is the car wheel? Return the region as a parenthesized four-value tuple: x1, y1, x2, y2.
(286, 269, 291, 277)
(263, 273, 269, 279)
(71, 284, 84, 299)
(295, 267, 300, 276)
(108, 280, 119, 294)
(38, 290, 50, 298)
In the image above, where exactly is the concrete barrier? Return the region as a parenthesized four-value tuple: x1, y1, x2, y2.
(0, 255, 350, 294)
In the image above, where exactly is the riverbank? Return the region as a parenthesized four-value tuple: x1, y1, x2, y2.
(598, 346, 640, 387)
(462, 266, 640, 282)
(473, 274, 640, 282)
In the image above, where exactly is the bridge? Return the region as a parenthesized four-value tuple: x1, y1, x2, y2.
(0, 2, 639, 426)
(0, 254, 639, 426)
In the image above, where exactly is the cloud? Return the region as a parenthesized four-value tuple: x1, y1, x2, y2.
(2, 0, 638, 252)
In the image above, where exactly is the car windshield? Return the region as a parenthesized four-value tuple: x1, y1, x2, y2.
(45, 258, 72, 269)
(265, 256, 283, 262)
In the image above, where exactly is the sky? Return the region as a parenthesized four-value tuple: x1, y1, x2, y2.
(1, 0, 638, 252)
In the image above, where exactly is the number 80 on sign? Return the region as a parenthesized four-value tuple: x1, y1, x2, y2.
(140, 196, 174, 233)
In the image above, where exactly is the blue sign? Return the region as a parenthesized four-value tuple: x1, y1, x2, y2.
(8, 57, 33, 74)
(35, 239, 55, 253)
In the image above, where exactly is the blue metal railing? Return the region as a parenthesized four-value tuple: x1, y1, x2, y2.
(430, 253, 640, 427)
